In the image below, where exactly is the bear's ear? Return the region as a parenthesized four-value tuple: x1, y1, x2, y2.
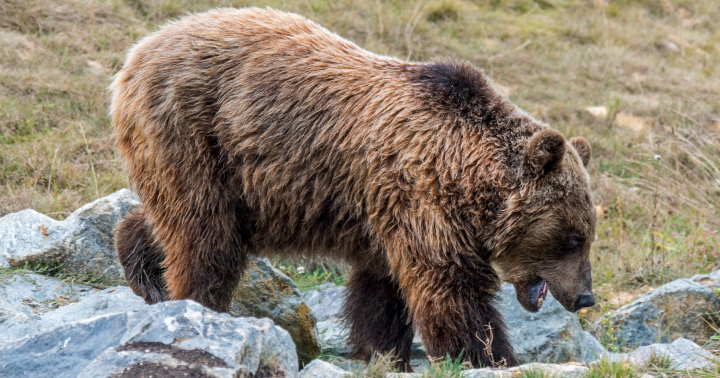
(524, 129, 567, 176)
(570, 137, 591, 167)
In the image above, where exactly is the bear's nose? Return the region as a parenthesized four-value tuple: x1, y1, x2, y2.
(576, 293, 595, 309)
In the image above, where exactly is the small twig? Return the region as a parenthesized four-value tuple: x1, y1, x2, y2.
(476, 322, 506, 369)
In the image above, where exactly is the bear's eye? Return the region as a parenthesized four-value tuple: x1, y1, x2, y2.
(566, 237, 584, 253)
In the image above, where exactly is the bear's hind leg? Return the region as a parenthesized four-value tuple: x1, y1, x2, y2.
(157, 198, 248, 312)
(115, 209, 168, 304)
(343, 267, 415, 372)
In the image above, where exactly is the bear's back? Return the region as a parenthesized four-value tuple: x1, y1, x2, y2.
(111, 7, 414, 156)
(111, 8, 425, 257)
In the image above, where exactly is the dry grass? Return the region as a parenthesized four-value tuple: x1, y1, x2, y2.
(353, 352, 399, 378)
(1, 0, 719, 323)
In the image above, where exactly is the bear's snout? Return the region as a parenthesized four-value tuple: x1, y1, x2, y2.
(574, 293, 595, 311)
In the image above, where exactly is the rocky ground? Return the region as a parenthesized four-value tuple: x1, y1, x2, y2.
(1, 190, 719, 377)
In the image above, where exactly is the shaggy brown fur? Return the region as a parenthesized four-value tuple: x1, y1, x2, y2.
(115, 209, 168, 303)
(111, 7, 596, 369)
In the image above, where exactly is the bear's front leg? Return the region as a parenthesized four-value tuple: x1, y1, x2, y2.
(402, 262, 517, 368)
(343, 266, 415, 371)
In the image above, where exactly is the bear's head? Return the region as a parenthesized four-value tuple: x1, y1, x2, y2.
(493, 129, 596, 313)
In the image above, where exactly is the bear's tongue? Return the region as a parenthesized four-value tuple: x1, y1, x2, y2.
(530, 280, 548, 309)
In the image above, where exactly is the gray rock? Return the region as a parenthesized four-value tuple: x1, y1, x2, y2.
(410, 358, 430, 371)
(496, 283, 595, 363)
(305, 283, 347, 322)
(463, 363, 589, 378)
(624, 337, 714, 370)
(0, 273, 306, 376)
(0, 285, 145, 341)
(304, 284, 354, 357)
(323, 356, 367, 373)
(300, 359, 352, 378)
(590, 272, 720, 347)
(230, 257, 320, 364)
(0, 189, 140, 281)
(0, 300, 298, 378)
(580, 331, 611, 362)
(313, 309, 425, 359)
(411, 335, 427, 359)
(2, 193, 322, 364)
(59, 189, 140, 280)
(0, 210, 65, 268)
(318, 318, 351, 355)
(0, 271, 96, 329)
(305, 283, 434, 359)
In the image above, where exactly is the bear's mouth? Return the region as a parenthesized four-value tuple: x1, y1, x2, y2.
(529, 279, 548, 310)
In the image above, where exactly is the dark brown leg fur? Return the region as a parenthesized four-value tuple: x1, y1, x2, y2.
(157, 195, 249, 312)
(343, 267, 415, 372)
(407, 263, 517, 368)
(115, 209, 168, 304)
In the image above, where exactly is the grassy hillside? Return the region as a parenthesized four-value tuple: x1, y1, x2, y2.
(1, 0, 719, 322)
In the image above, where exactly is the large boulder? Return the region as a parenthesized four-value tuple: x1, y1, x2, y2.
(230, 257, 321, 364)
(496, 283, 600, 364)
(589, 271, 720, 347)
(0, 273, 313, 375)
(0, 262, 320, 366)
(0, 300, 298, 378)
(0, 189, 140, 281)
(0, 192, 321, 363)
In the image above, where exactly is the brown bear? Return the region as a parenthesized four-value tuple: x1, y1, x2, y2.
(111, 7, 596, 370)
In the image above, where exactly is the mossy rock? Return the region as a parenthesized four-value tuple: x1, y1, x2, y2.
(229, 257, 320, 364)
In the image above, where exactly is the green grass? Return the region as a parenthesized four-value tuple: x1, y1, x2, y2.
(421, 354, 471, 378)
(597, 302, 623, 352)
(0, 266, 26, 282)
(585, 354, 719, 378)
(585, 359, 638, 378)
(0, 265, 119, 311)
(8, 262, 123, 290)
(645, 353, 674, 371)
(1, 0, 719, 326)
(353, 352, 399, 378)
(274, 260, 347, 291)
(520, 366, 556, 378)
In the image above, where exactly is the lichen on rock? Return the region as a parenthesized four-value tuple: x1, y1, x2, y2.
(230, 257, 321, 364)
